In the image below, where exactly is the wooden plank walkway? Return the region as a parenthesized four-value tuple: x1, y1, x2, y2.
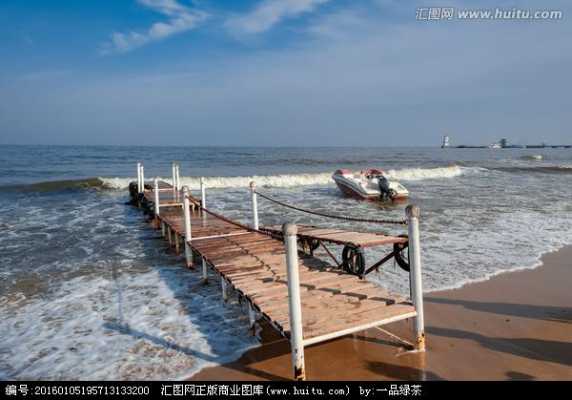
(261, 224, 408, 248)
(136, 181, 416, 347)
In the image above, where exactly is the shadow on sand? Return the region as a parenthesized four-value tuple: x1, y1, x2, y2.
(365, 360, 442, 380)
(427, 326, 572, 367)
(427, 297, 572, 324)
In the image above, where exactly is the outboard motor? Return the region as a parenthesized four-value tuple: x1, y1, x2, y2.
(377, 175, 391, 201)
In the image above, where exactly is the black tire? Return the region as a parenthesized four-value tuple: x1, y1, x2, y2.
(342, 245, 365, 275)
(393, 234, 410, 272)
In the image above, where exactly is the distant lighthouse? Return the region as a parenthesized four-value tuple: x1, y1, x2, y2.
(441, 135, 450, 148)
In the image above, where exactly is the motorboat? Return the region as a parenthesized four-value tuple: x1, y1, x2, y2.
(332, 168, 409, 201)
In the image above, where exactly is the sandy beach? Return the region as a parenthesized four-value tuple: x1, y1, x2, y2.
(191, 246, 572, 380)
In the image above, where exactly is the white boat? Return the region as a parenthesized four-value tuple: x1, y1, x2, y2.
(332, 168, 409, 201)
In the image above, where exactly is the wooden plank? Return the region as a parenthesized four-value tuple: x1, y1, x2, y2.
(297, 228, 350, 236)
(254, 277, 375, 307)
(202, 247, 285, 262)
(196, 236, 277, 250)
(257, 281, 386, 314)
(301, 303, 416, 341)
(194, 237, 281, 252)
(271, 297, 393, 330)
(215, 255, 287, 269)
(248, 273, 363, 303)
(236, 268, 342, 294)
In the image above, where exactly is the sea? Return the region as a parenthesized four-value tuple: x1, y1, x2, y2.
(1, 145, 571, 380)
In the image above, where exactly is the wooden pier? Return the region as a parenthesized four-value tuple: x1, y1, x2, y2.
(131, 163, 426, 380)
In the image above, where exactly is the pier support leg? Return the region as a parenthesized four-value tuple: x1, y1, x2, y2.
(184, 243, 193, 269)
(247, 302, 256, 333)
(221, 278, 228, 302)
(202, 257, 208, 284)
(167, 226, 173, 247)
(175, 233, 180, 254)
(182, 186, 193, 268)
(283, 223, 306, 381)
(406, 205, 426, 352)
(250, 182, 259, 230)
(161, 221, 166, 237)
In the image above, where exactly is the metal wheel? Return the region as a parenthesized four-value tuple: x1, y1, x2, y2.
(342, 245, 365, 275)
(393, 234, 410, 272)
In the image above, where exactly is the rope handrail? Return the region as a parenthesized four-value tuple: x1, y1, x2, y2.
(253, 190, 407, 225)
(186, 196, 277, 237)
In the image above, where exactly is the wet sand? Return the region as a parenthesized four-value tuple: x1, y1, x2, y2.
(191, 245, 572, 380)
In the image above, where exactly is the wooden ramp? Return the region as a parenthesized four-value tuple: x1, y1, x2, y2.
(141, 183, 415, 339)
(131, 176, 424, 380)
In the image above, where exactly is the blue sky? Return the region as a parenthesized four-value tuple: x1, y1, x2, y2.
(0, 0, 570, 146)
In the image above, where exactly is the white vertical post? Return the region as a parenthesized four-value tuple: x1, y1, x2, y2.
(140, 165, 145, 193)
(200, 177, 206, 210)
(171, 162, 177, 196)
(136, 162, 142, 193)
(406, 205, 425, 352)
(183, 186, 193, 268)
(250, 181, 259, 230)
(201, 257, 208, 283)
(154, 178, 160, 220)
(175, 163, 181, 191)
(283, 223, 305, 381)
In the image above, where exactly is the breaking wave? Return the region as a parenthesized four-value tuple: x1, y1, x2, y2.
(101, 166, 473, 189)
(385, 165, 470, 181)
(0, 178, 105, 193)
(0, 166, 477, 193)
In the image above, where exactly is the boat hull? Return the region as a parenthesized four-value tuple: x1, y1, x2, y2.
(334, 179, 372, 200)
(333, 175, 409, 201)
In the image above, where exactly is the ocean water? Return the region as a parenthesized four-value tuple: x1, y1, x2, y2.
(1, 145, 572, 379)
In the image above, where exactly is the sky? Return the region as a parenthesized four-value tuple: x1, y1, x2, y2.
(0, 0, 570, 146)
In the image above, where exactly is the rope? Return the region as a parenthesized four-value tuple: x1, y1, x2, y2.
(187, 197, 276, 238)
(254, 190, 407, 225)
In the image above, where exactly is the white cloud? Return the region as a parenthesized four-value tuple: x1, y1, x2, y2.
(306, 8, 372, 40)
(8, 0, 571, 146)
(100, 0, 207, 54)
(226, 0, 330, 35)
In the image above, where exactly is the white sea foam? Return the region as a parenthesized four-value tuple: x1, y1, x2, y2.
(0, 192, 259, 380)
(386, 165, 470, 181)
(99, 166, 474, 190)
(0, 260, 258, 380)
(369, 206, 572, 295)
